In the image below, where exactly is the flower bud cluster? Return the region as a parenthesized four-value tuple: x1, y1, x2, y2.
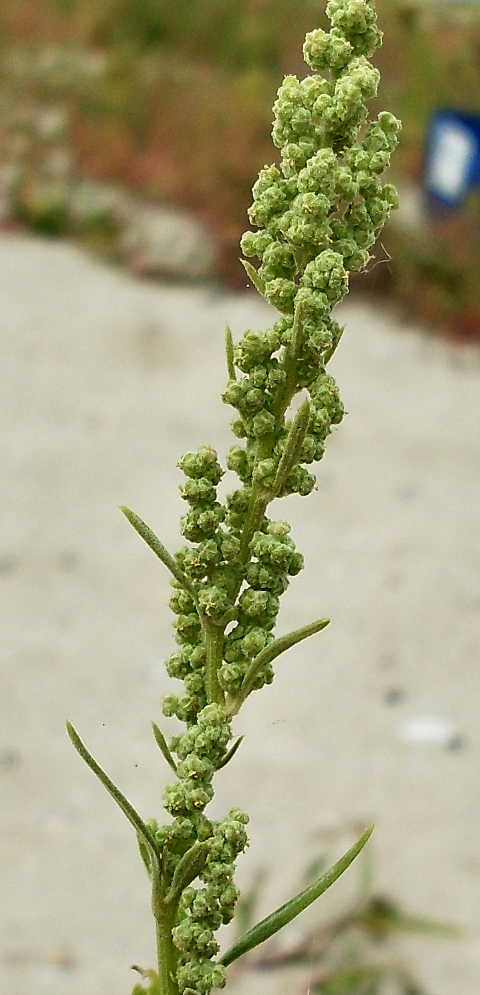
(149, 709, 248, 993)
(173, 808, 249, 995)
(164, 446, 242, 724)
(223, 349, 345, 501)
(220, 522, 303, 694)
(177, 445, 225, 544)
(241, 1, 399, 306)
(225, 0, 399, 498)
(162, 704, 232, 817)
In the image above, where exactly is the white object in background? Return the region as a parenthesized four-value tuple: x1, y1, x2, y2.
(425, 119, 477, 201)
(400, 715, 461, 747)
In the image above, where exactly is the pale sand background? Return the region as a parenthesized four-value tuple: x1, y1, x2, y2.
(1, 233, 480, 995)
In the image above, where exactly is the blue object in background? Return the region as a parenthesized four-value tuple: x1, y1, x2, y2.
(424, 110, 480, 206)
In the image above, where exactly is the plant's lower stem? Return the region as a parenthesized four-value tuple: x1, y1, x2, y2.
(154, 903, 179, 995)
(205, 626, 226, 706)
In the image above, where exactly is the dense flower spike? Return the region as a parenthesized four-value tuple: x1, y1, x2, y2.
(68, 5, 399, 995)
(137, 8, 399, 994)
(148, 4, 399, 994)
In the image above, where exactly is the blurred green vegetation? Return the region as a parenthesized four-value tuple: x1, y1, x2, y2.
(2, 0, 480, 331)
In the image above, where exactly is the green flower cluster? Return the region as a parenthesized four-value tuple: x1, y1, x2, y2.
(174, 809, 249, 995)
(220, 523, 303, 693)
(142, 4, 400, 994)
(242, 3, 400, 312)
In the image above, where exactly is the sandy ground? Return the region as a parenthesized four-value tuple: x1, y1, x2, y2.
(1, 232, 480, 995)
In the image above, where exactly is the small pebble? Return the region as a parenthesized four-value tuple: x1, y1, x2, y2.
(384, 687, 404, 706)
(0, 747, 21, 768)
(446, 733, 464, 752)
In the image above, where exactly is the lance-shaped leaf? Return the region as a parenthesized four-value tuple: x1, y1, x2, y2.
(66, 722, 160, 865)
(219, 825, 374, 967)
(290, 299, 306, 361)
(225, 324, 236, 382)
(241, 259, 265, 297)
(272, 398, 311, 498)
(120, 507, 199, 608)
(227, 617, 330, 715)
(152, 721, 178, 774)
(164, 841, 210, 906)
(217, 736, 244, 771)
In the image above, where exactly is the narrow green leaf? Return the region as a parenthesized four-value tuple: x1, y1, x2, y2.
(120, 507, 199, 607)
(66, 722, 159, 860)
(241, 259, 265, 296)
(217, 736, 244, 770)
(219, 825, 374, 967)
(290, 299, 305, 361)
(137, 833, 153, 878)
(228, 617, 330, 714)
(272, 398, 311, 497)
(165, 841, 210, 905)
(225, 324, 236, 382)
(151, 722, 178, 774)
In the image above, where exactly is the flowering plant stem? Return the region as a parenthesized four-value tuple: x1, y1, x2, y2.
(67, 2, 400, 993)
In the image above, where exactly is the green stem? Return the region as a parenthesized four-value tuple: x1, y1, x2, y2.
(154, 899, 179, 995)
(205, 626, 226, 706)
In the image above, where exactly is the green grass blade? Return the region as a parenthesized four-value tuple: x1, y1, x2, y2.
(219, 825, 374, 967)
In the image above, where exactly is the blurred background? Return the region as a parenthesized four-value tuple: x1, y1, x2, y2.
(2, 0, 480, 333)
